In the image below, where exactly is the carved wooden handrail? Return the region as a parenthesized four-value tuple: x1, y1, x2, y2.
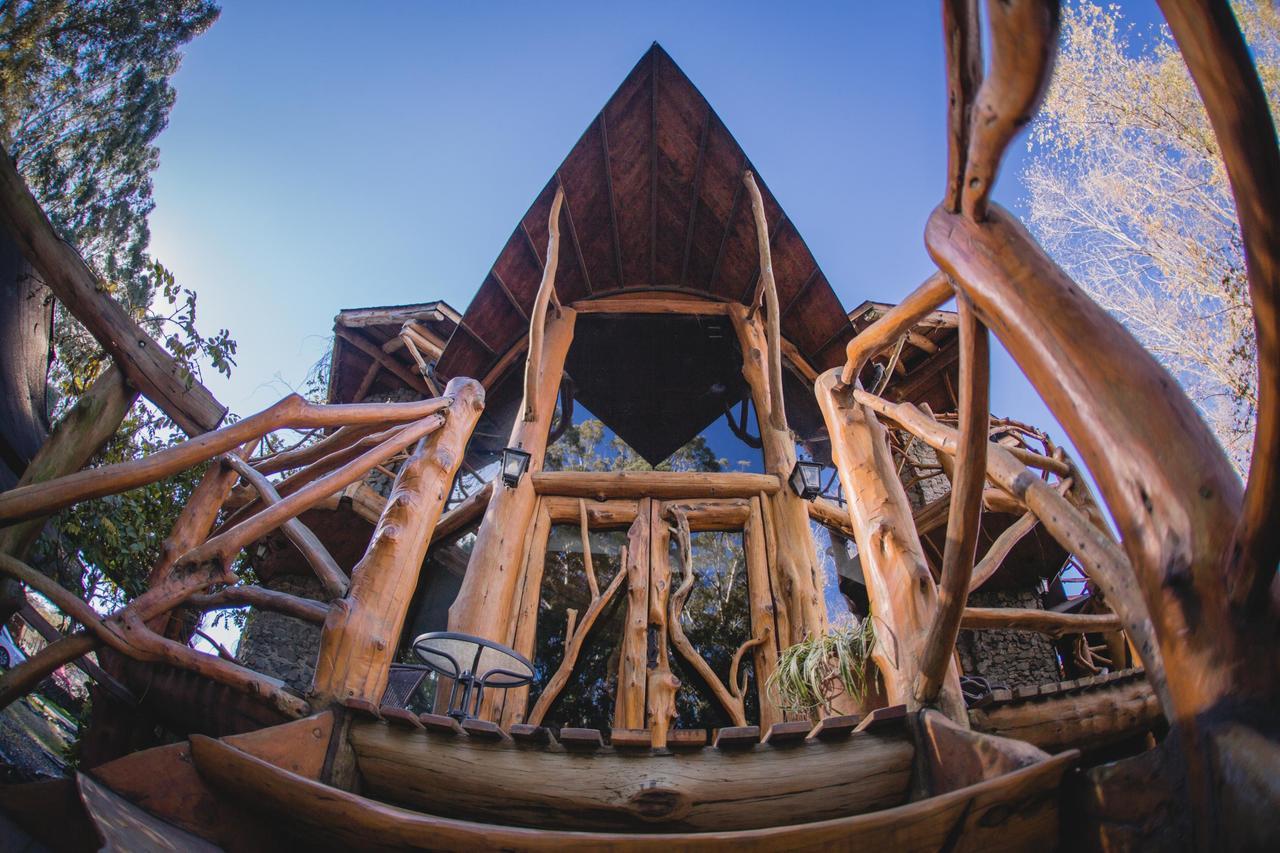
(816, 2, 1280, 843)
(839, 272, 952, 387)
(0, 379, 483, 721)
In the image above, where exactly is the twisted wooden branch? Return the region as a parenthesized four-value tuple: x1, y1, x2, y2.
(0, 552, 308, 718)
(943, 0, 983, 212)
(188, 586, 329, 625)
(0, 395, 449, 525)
(742, 171, 786, 431)
(525, 546, 627, 727)
(961, 0, 1059, 220)
(523, 186, 564, 423)
(665, 508, 751, 727)
(856, 388, 1168, 712)
(223, 454, 349, 599)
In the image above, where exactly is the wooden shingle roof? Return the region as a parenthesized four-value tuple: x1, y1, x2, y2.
(436, 43, 854, 384)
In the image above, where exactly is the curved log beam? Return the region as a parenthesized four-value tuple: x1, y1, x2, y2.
(0, 552, 309, 718)
(523, 186, 564, 423)
(927, 201, 1244, 718)
(221, 422, 411, 530)
(960, 0, 1059, 220)
(840, 273, 952, 387)
(0, 394, 449, 525)
(968, 510, 1039, 594)
(854, 388, 1169, 713)
(0, 632, 98, 712)
(961, 607, 1121, 639)
(1156, 1, 1280, 619)
(188, 586, 329, 625)
(186, 413, 445, 571)
(19, 602, 135, 703)
(742, 171, 787, 431)
(916, 297, 989, 705)
(223, 454, 348, 599)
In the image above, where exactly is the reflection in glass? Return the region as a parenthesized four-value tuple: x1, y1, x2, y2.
(670, 529, 758, 730)
(527, 525, 628, 729)
(811, 520, 868, 627)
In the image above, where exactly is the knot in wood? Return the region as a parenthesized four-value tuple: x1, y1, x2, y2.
(627, 784, 692, 822)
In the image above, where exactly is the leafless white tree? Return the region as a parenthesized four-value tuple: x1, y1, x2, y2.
(1021, 1, 1279, 474)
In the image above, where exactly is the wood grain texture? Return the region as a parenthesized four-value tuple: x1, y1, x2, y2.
(350, 719, 912, 831)
(814, 370, 966, 720)
(969, 678, 1160, 755)
(312, 378, 484, 705)
(448, 309, 575, 667)
(1156, 0, 1280, 618)
(960, 0, 1059, 220)
(193, 730, 1073, 851)
(532, 470, 780, 499)
(915, 297, 987, 706)
(852, 389, 1169, 715)
(960, 607, 1121, 638)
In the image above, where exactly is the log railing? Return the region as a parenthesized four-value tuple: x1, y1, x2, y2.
(816, 0, 1279, 845)
(0, 378, 484, 720)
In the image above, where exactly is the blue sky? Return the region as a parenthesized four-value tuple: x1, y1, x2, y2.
(148, 1, 1166, 453)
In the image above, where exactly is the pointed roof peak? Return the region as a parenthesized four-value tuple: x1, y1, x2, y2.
(438, 45, 852, 384)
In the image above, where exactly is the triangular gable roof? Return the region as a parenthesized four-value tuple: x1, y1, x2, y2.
(436, 43, 853, 384)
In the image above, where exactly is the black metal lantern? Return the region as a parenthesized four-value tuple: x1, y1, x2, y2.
(789, 459, 824, 500)
(500, 446, 531, 487)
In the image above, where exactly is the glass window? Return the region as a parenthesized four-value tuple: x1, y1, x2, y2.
(811, 520, 867, 627)
(526, 525, 629, 730)
(669, 529, 758, 730)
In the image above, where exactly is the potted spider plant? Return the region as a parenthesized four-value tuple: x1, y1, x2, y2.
(766, 618, 880, 721)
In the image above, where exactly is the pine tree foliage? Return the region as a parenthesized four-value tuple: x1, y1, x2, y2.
(0, 1, 231, 602)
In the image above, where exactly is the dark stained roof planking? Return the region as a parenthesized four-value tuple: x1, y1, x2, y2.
(436, 43, 854, 384)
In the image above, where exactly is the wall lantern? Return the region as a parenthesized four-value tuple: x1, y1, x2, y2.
(500, 447, 531, 487)
(789, 459, 824, 500)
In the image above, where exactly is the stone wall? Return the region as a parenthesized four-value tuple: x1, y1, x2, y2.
(897, 431, 950, 510)
(956, 588, 1061, 689)
(236, 573, 326, 694)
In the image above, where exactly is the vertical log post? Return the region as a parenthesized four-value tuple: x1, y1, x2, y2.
(729, 305, 827, 648)
(447, 186, 576, 672)
(915, 297, 988, 705)
(614, 503, 652, 730)
(646, 503, 678, 748)
(815, 369, 967, 721)
(311, 377, 484, 705)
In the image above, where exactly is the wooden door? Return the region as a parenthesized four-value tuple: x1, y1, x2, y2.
(513, 496, 782, 740)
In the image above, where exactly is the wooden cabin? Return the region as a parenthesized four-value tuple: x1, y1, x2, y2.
(0, 16, 1277, 852)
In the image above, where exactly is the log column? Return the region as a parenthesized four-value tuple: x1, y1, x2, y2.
(814, 369, 966, 720)
(447, 308, 576, 653)
(729, 304, 826, 645)
(311, 377, 484, 705)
